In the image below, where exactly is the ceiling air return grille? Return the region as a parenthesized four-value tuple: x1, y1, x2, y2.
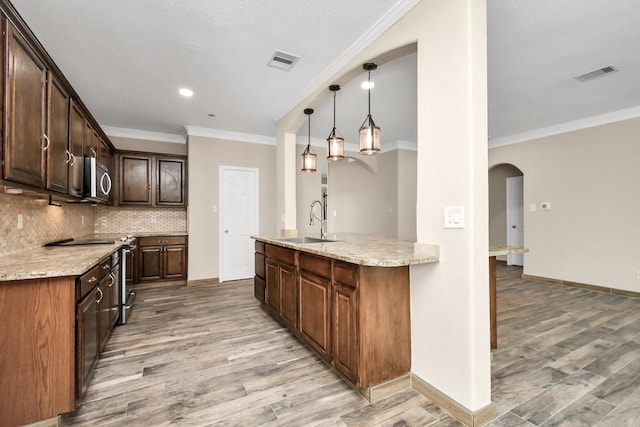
(268, 50, 300, 71)
(575, 66, 618, 82)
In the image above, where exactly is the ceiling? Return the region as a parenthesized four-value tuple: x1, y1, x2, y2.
(11, 1, 640, 148)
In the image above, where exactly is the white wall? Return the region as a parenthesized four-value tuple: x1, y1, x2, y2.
(187, 135, 277, 281)
(489, 117, 640, 292)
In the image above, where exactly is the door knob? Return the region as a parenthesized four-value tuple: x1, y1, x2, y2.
(512, 225, 516, 229)
(224, 229, 229, 233)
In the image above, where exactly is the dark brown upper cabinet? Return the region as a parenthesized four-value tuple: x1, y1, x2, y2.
(118, 152, 187, 207)
(3, 20, 48, 188)
(46, 76, 71, 194)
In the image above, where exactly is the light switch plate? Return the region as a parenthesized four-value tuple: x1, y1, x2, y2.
(443, 206, 464, 229)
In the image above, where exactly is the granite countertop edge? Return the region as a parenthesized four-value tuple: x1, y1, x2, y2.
(253, 234, 440, 267)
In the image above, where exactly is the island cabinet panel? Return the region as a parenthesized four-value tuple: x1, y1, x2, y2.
(0, 277, 76, 427)
(333, 282, 358, 383)
(299, 272, 331, 361)
(254, 241, 266, 302)
(264, 245, 298, 329)
(357, 265, 411, 387)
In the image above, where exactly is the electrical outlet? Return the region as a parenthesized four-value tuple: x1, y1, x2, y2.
(81, 215, 85, 225)
(17, 213, 24, 230)
(150, 215, 157, 223)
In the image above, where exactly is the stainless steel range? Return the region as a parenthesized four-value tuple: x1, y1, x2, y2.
(45, 235, 136, 325)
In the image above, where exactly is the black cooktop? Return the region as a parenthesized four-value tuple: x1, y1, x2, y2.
(44, 238, 117, 247)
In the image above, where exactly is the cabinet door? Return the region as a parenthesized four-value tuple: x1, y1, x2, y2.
(299, 272, 331, 360)
(77, 287, 99, 399)
(138, 245, 163, 281)
(333, 283, 358, 384)
(119, 154, 152, 205)
(68, 100, 85, 197)
(164, 245, 186, 279)
(157, 157, 186, 206)
(46, 76, 70, 194)
(280, 263, 297, 329)
(3, 22, 47, 187)
(265, 260, 279, 313)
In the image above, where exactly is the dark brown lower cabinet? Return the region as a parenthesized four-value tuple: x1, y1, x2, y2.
(264, 245, 298, 330)
(257, 242, 411, 395)
(137, 236, 187, 282)
(77, 286, 100, 399)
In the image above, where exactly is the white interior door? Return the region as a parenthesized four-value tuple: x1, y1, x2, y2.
(220, 167, 258, 282)
(506, 176, 524, 266)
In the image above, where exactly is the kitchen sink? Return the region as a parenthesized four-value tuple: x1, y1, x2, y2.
(277, 236, 336, 244)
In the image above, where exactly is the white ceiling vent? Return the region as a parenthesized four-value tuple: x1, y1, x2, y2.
(268, 50, 300, 71)
(575, 66, 618, 82)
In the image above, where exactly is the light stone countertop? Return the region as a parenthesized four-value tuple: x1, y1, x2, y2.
(0, 243, 125, 281)
(253, 234, 440, 267)
(0, 232, 188, 282)
(489, 245, 529, 257)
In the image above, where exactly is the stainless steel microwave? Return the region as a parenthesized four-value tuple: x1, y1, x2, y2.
(83, 156, 112, 202)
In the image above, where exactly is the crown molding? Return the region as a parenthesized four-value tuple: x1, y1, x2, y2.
(489, 105, 640, 148)
(102, 126, 186, 144)
(184, 126, 276, 146)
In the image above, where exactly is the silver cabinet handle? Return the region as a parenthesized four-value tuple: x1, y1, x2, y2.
(102, 263, 111, 270)
(43, 134, 50, 151)
(90, 147, 97, 158)
(96, 287, 104, 304)
(108, 272, 115, 287)
(88, 276, 98, 283)
(69, 152, 76, 166)
(65, 150, 72, 164)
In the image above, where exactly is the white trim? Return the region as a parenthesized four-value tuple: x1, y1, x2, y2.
(185, 126, 275, 146)
(489, 105, 640, 148)
(277, 0, 422, 121)
(219, 166, 260, 283)
(102, 126, 186, 144)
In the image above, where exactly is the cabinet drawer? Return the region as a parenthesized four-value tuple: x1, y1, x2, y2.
(78, 258, 111, 300)
(255, 241, 265, 254)
(299, 252, 331, 279)
(265, 244, 296, 266)
(334, 261, 358, 288)
(138, 236, 187, 247)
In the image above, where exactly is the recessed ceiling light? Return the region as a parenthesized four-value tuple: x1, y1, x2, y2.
(361, 81, 375, 89)
(179, 88, 194, 97)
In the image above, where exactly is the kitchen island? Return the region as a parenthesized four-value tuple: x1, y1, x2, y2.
(253, 234, 439, 402)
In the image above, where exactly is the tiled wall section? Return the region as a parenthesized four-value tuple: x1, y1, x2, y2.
(94, 206, 187, 234)
(0, 193, 95, 256)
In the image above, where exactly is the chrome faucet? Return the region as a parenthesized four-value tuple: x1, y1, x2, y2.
(309, 199, 327, 239)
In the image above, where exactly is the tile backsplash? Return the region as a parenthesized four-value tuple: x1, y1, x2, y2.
(0, 193, 187, 256)
(0, 193, 94, 256)
(94, 206, 187, 234)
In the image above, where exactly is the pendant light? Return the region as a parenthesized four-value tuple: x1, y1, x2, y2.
(359, 62, 380, 155)
(326, 85, 344, 161)
(301, 108, 317, 173)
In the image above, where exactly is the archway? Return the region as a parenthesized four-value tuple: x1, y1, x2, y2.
(489, 163, 524, 264)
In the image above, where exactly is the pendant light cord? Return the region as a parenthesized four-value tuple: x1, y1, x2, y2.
(333, 90, 337, 131)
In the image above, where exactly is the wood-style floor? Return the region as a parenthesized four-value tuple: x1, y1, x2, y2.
(63, 265, 640, 426)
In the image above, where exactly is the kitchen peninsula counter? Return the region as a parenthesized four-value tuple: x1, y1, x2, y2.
(252, 234, 440, 267)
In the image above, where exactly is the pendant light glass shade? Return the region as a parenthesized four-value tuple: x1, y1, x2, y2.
(359, 63, 380, 155)
(301, 108, 317, 173)
(326, 85, 344, 161)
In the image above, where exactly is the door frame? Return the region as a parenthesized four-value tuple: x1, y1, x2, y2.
(506, 175, 524, 266)
(219, 166, 259, 282)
